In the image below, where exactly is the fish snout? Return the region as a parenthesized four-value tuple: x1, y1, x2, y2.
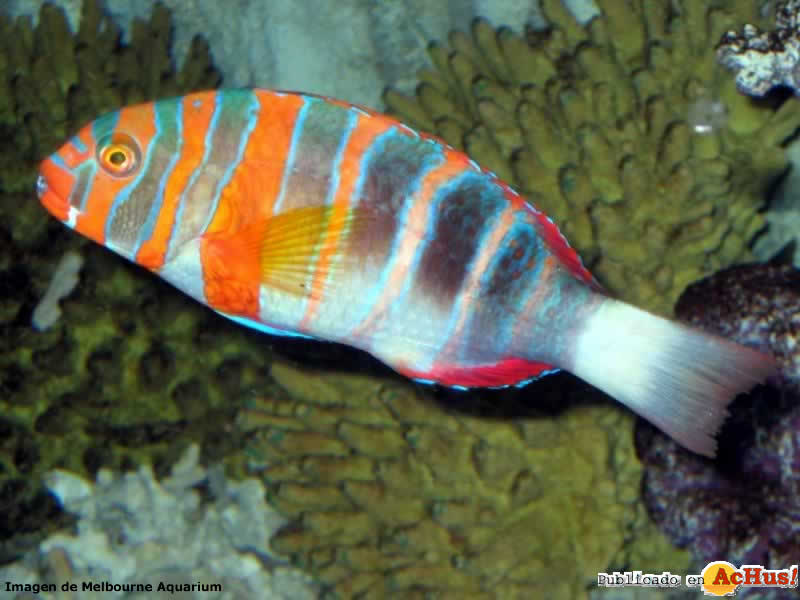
(37, 157, 76, 223)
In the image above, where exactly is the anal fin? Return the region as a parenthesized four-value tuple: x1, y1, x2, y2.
(400, 358, 560, 389)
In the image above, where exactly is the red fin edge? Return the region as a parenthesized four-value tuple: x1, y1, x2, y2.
(499, 183, 602, 291)
(527, 205, 601, 290)
(399, 358, 559, 389)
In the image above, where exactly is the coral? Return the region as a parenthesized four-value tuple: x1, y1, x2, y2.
(637, 263, 800, 599)
(31, 250, 84, 331)
(675, 263, 800, 392)
(384, 1, 800, 315)
(636, 391, 800, 600)
(590, 588, 695, 600)
(0, 241, 277, 561)
(717, 0, 800, 97)
(237, 358, 686, 600)
(0, 445, 320, 599)
(0, 0, 260, 564)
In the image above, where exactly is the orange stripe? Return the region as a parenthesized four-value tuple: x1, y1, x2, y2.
(510, 254, 557, 349)
(135, 91, 218, 270)
(298, 112, 394, 327)
(200, 91, 305, 317)
(75, 104, 158, 245)
(222, 90, 305, 227)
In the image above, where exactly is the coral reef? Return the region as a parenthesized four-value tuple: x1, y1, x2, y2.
(717, 0, 800, 97)
(237, 358, 687, 600)
(0, 0, 262, 564)
(0, 445, 320, 599)
(675, 262, 800, 392)
(384, 0, 800, 315)
(7, 0, 582, 109)
(637, 263, 800, 599)
(31, 250, 83, 332)
(591, 588, 696, 600)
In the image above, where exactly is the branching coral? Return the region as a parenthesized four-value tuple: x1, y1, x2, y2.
(385, 0, 800, 315)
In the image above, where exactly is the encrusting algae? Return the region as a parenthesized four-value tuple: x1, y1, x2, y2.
(385, 0, 800, 315)
(238, 359, 688, 600)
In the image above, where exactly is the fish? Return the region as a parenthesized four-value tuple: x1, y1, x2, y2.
(36, 88, 776, 457)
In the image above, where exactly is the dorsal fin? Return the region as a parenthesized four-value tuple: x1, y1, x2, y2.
(527, 204, 602, 290)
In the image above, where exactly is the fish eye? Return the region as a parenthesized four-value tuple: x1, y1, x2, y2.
(97, 134, 141, 177)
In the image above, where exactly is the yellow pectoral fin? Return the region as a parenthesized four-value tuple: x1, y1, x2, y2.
(256, 204, 369, 300)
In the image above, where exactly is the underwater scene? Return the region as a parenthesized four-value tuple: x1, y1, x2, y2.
(0, 0, 799, 598)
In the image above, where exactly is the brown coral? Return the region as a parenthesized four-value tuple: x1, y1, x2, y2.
(237, 360, 686, 600)
(385, 0, 800, 315)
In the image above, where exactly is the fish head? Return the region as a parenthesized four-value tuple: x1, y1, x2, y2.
(37, 99, 180, 265)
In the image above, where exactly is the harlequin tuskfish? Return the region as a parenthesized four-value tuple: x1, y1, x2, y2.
(37, 88, 776, 456)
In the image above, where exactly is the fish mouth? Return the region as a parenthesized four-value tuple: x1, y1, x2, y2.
(37, 158, 73, 222)
(36, 174, 47, 199)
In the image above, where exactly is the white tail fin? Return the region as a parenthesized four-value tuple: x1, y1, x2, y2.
(570, 298, 777, 457)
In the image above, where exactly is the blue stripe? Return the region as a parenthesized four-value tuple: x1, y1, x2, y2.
(347, 128, 445, 329)
(70, 135, 88, 153)
(200, 92, 261, 234)
(73, 111, 121, 213)
(200, 91, 260, 233)
(460, 219, 546, 357)
(133, 100, 184, 256)
(323, 109, 359, 207)
(49, 154, 69, 171)
(166, 94, 223, 259)
(49, 153, 96, 216)
(435, 173, 508, 355)
(219, 311, 315, 339)
(273, 96, 313, 214)
(103, 107, 164, 248)
(91, 111, 120, 140)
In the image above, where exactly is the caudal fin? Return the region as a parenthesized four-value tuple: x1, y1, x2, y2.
(570, 298, 777, 457)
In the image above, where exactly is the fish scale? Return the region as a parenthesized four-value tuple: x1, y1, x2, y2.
(37, 88, 777, 457)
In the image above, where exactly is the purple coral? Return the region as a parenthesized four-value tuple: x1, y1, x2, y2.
(636, 263, 800, 598)
(675, 263, 800, 393)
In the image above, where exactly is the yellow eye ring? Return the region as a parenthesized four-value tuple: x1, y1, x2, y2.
(97, 134, 141, 177)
